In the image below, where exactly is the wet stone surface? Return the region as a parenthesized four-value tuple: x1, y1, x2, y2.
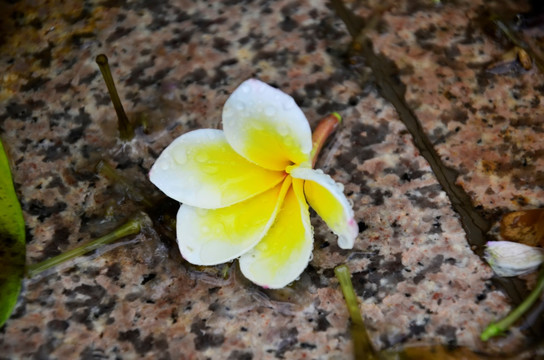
(0, 0, 543, 359)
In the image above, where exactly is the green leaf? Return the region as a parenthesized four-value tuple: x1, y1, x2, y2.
(0, 138, 26, 328)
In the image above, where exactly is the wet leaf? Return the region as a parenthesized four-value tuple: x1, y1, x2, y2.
(0, 138, 26, 327)
(500, 209, 544, 247)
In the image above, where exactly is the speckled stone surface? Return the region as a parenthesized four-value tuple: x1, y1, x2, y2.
(0, 0, 543, 359)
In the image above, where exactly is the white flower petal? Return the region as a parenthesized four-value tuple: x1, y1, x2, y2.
(222, 79, 312, 170)
(149, 129, 285, 209)
(176, 179, 291, 265)
(290, 167, 358, 249)
(239, 178, 314, 288)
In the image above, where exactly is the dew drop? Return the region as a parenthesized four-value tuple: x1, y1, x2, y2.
(202, 165, 218, 174)
(223, 108, 233, 120)
(196, 152, 209, 162)
(252, 121, 264, 130)
(278, 125, 289, 136)
(282, 98, 295, 111)
(241, 83, 250, 93)
(265, 106, 276, 117)
(174, 148, 187, 164)
(235, 102, 245, 111)
(159, 160, 170, 170)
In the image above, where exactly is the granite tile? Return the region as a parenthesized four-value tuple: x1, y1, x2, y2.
(0, 0, 542, 358)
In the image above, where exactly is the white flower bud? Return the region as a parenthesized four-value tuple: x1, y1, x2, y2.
(484, 241, 544, 277)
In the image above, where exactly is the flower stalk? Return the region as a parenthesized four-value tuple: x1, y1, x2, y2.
(481, 265, 544, 341)
(96, 54, 134, 141)
(26, 213, 149, 278)
(310, 112, 341, 168)
(335, 264, 378, 360)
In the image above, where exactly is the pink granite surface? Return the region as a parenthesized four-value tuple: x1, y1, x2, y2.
(0, 0, 542, 359)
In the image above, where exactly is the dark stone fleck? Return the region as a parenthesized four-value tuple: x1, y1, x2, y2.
(335, 152, 356, 173)
(182, 68, 208, 85)
(125, 293, 140, 302)
(105, 263, 121, 280)
(315, 309, 331, 332)
(437, 325, 457, 347)
(118, 329, 155, 356)
(409, 320, 427, 337)
(41, 142, 70, 162)
(78, 71, 98, 85)
(316, 101, 348, 115)
(414, 24, 437, 42)
(47, 319, 69, 332)
(429, 221, 443, 234)
(125, 57, 156, 86)
(210, 68, 228, 89)
(24, 199, 67, 221)
(163, 30, 192, 48)
(227, 350, 253, 360)
(371, 189, 392, 206)
(280, 16, 297, 32)
(70, 32, 96, 48)
(406, 185, 442, 209)
(79, 346, 107, 360)
(106, 26, 133, 42)
(213, 37, 230, 53)
(190, 318, 225, 350)
(193, 16, 227, 32)
(33, 342, 56, 360)
(275, 327, 298, 358)
(413, 255, 444, 284)
(36, 42, 53, 68)
(20, 76, 50, 92)
(351, 121, 389, 148)
(141, 273, 156, 285)
(358, 221, 368, 233)
(38, 226, 70, 258)
(64, 284, 107, 310)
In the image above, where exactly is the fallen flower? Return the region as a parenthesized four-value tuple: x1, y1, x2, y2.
(150, 79, 358, 288)
(484, 240, 544, 277)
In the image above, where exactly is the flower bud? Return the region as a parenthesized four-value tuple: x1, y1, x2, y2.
(484, 241, 544, 277)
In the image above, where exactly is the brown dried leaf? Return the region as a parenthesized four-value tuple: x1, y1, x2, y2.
(500, 209, 544, 247)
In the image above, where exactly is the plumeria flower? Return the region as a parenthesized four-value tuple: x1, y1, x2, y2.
(150, 79, 358, 288)
(484, 241, 544, 277)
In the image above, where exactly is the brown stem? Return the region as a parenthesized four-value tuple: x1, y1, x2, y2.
(96, 54, 134, 141)
(310, 112, 342, 168)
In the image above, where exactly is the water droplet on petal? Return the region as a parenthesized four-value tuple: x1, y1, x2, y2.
(252, 121, 264, 130)
(196, 152, 209, 162)
(241, 83, 250, 93)
(223, 108, 233, 120)
(174, 148, 187, 164)
(282, 98, 295, 111)
(159, 159, 170, 170)
(265, 106, 276, 116)
(278, 125, 289, 136)
(202, 165, 218, 174)
(235, 102, 245, 111)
